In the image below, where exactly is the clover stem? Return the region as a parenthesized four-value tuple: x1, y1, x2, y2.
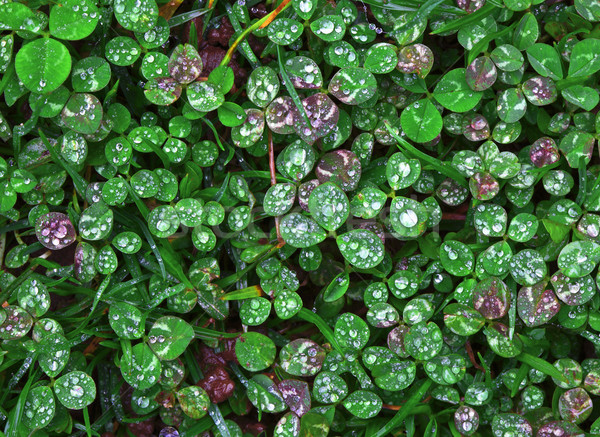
(14, 230, 24, 246)
(267, 129, 277, 187)
(220, 0, 292, 67)
(465, 340, 486, 374)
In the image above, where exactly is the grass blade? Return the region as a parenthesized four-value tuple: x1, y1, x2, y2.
(385, 121, 468, 187)
(296, 308, 342, 352)
(373, 378, 433, 437)
(168, 8, 209, 27)
(431, 3, 497, 35)
(392, 0, 447, 36)
(277, 45, 311, 126)
(516, 352, 567, 383)
(38, 128, 88, 196)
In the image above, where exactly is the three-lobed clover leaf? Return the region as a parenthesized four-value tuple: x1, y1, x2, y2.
(5, 2, 600, 434)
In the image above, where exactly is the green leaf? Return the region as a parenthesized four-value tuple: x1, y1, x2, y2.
(78, 202, 113, 241)
(364, 43, 397, 74)
(308, 182, 349, 231)
(120, 343, 162, 390)
(247, 374, 286, 413)
(444, 303, 485, 336)
(557, 241, 600, 278)
(343, 390, 382, 419)
(147, 205, 181, 238)
(433, 68, 482, 112)
(23, 386, 55, 429)
(268, 18, 303, 45)
(336, 229, 384, 269)
(49, 0, 99, 40)
(559, 129, 594, 169)
(17, 277, 50, 317)
(235, 331, 276, 371)
(38, 333, 70, 377)
(15, 38, 71, 94)
(328, 67, 377, 105)
(512, 12, 539, 50)
(247, 66, 280, 107)
(405, 321, 443, 360)
(568, 38, 600, 77)
(231, 109, 264, 148)
(239, 297, 271, 325)
(491, 44, 524, 72)
(105, 36, 141, 66)
(497, 88, 527, 123)
(334, 312, 369, 351)
(148, 316, 194, 360)
(312, 371, 348, 403)
(113, 0, 158, 32)
(526, 43, 563, 80)
(72, 57, 111, 92)
(322, 270, 350, 302)
(310, 14, 346, 41)
(217, 101, 246, 127)
(177, 386, 210, 419)
(562, 85, 599, 111)
(440, 240, 474, 276)
(425, 354, 467, 385)
(208, 65, 235, 94)
(108, 302, 145, 339)
(389, 196, 428, 238)
(54, 371, 96, 410)
(293, 0, 317, 19)
(62, 93, 103, 134)
(0, 2, 36, 31)
(401, 99, 442, 143)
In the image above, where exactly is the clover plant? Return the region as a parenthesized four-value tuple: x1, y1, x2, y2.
(3, 0, 600, 436)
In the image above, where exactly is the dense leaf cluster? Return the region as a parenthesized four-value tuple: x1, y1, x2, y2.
(2, 0, 600, 435)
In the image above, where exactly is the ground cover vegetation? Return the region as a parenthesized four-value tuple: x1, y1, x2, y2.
(1, 0, 600, 435)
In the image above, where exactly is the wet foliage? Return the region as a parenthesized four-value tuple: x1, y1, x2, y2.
(2, 0, 600, 436)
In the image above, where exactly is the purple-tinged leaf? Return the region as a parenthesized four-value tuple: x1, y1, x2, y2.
(168, 44, 202, 84)
(35, 212, 77, 250)
(517, 282, 561, 327)
(293, 93, 339, 144)
(315, 149, 361, 191)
